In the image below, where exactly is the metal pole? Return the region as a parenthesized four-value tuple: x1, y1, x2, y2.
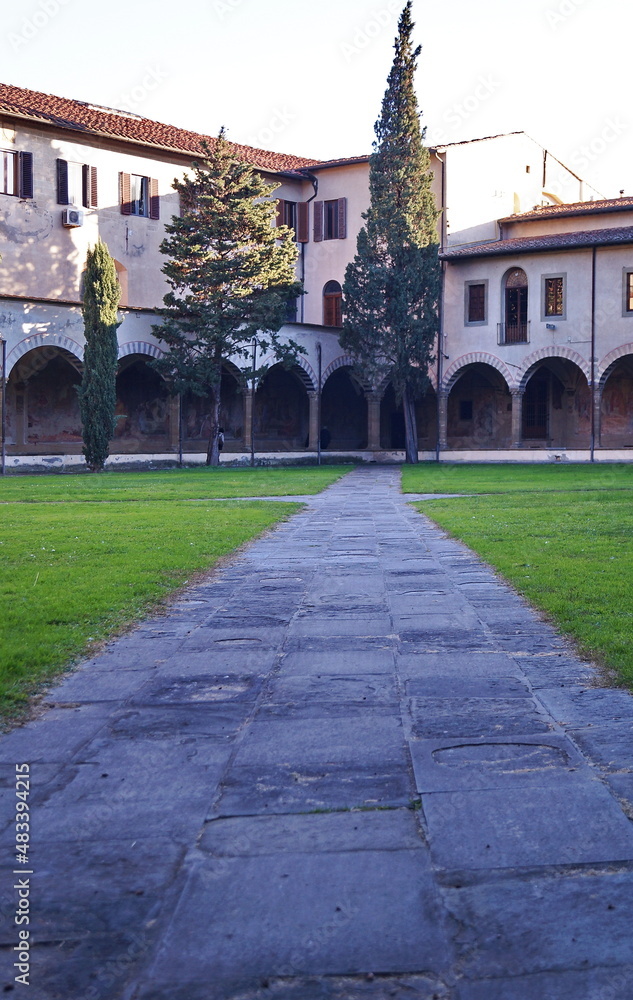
(316, 342, 322, 466)
(590, 247, 596, 463)
(178, 392, 183, 468)
(250, 339, 256, 468)
(0, 337, 6, 476)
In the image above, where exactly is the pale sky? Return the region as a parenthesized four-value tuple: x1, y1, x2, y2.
(1, 0, 629, 197)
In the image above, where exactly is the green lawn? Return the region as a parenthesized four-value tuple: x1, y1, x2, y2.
(0, 465, 350, 719)
(410, 467, 633, 686)
(403, 461, 633, 495)
(0, 464, 352, 503)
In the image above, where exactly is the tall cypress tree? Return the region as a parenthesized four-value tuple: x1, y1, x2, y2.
(78, 240, 121, 472)
(153, 131, 303, 465)
(341, 1, 440, 463)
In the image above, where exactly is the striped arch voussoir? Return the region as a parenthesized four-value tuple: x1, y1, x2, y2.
(597, 343, 633, 389)
(117, 341, 164, 361)
(442, 353, 515, 393)
(518, 346, 590, 391)
(321, 355, 372, 392)
(6, 333, 84, 377)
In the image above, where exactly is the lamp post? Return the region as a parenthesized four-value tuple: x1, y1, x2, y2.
(250, 338, 256, 468)
(316, 342, 322, 466)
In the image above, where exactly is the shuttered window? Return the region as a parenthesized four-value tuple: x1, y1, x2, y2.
(120, 172, 158, 218)
(315, 198, 347, 241)
(323, 280, 343, 327)
(297, 202, 309, 243)
(57, 159, 98, 207)
(3, 151, 33, 198)
(1, 150, 17, 195)
(18, 152, 33, 198)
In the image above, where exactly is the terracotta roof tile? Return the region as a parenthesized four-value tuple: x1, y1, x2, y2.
(0, 83, 322, 173)
(499, 197, 633, 223)
(440, 226, 633, 259)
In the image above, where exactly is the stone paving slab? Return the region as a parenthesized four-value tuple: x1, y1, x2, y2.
(3, 465, 633, 998)
(422, 781, 633, 869)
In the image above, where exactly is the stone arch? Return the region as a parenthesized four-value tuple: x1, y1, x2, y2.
(5, 345, 84, 453)
(254, 362, 310, 449)
(443, 361, 512, 450)
(258, 353, 317, 392)
(443, 353, 514, 393)
(321, 365, 368, 449)
(7, 333, 83, 377)
(597, 343, 633, 389)
(519, 352, 590, 447)
(596, 347, 633, 448)
(322, 354, 356, 385)
(117, 340, 164, 362)
(518, 347, 590, 391)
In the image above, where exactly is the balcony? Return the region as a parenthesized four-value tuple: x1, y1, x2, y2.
(498, 320, 530, 345)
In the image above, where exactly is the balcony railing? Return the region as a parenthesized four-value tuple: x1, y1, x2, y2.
(498, 320, 530, 345)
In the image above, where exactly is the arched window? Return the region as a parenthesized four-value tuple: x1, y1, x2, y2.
(503, 268, 528, 343)
(323, 281, 342, 327)
(113, 260, 128, 308)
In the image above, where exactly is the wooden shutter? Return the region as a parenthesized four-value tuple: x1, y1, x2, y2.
(120, 172, 132, 215)
(56, 159, 69, 204)
(82, 165, 98, 208)
(276, 199, 284, 228)
(313, 200, 323, 242)
(149, 178, 159, 220)
(18, 151, 33, 199)
(297, 202, 309, 243)
(337, 197, 347, 239)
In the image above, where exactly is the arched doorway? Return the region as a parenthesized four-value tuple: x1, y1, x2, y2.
(600, 355, 633, 447)
(446, 364, 511, 449)
(114, 355, 169, 452)
(502, 267, 529, 344)
(181, 366, 244, 453)
(254, 364, 309, 450)
(6, 346, 83, 453)
(521, 359, 590, 447)
(321, 367, 367, 449)
(379, 383, 437, 450)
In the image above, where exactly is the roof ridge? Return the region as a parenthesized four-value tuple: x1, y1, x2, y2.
(0, 81, 323, 173)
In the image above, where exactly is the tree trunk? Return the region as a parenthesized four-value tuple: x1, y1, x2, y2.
(205, 390, 222, 466)
(402, 384, 418, 464)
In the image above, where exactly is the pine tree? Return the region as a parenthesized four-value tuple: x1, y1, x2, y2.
(341, 1, 440, 463)
(78, 240, 121, 472)
(153, 131, 303, 465)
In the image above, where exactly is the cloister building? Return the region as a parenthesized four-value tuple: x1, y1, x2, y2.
(1, 82, 631, 468)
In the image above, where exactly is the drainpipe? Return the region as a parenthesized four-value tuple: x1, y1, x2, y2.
(0, 336, 5, 476)
(435, 150, 447, 462)
(298, 171, 319, 324)
(590, 246, 596, 462)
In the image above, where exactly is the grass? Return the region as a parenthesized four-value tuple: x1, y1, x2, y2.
(0, 464, 352, 503)
(410, 468, 633, 686)
(0, 465, 351, 718)
(402, 461, 633, 495)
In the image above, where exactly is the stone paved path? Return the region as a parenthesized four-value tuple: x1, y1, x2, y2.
(3, 465, 633, 999)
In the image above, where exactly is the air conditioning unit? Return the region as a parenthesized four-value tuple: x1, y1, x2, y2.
(62, 208, 83, 228)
